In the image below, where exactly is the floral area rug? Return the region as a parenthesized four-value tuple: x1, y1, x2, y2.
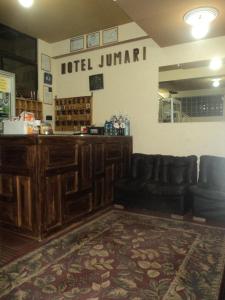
(1, 210, 225, 300)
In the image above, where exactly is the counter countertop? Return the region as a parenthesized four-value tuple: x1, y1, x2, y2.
(0, 134, 132, 145)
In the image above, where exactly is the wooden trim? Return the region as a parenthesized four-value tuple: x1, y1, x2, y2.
(53, 36, 149, 59)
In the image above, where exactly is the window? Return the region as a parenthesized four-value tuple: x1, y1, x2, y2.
(0, 24, 37, 99)
(180, 95, 224, 117)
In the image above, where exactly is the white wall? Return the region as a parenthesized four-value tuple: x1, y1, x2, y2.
(39, 22, 225, 159)
(53, 39, 159, 152)
(37, 39, 55, 122)
(159, 66, 225, 82)
(159, 36, 225, 66)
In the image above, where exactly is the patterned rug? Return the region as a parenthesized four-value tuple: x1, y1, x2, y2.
(1, 210, 225, 300)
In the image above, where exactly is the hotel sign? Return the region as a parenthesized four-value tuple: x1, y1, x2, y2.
(61, 46, 147, 74)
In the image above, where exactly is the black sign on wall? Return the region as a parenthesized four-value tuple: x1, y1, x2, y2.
(44, 72, 53, 85)
(89, 74, 104, 91)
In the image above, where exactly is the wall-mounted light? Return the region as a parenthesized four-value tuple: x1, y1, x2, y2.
(209, 57, 223, 70)
(18, 0, 33, 8)
(184, 7, 218, 39)
(212, 78, 221, 87)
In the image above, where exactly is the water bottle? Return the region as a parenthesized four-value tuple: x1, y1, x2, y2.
(124, 116, 130, 136)
(104, 121, 109, 135)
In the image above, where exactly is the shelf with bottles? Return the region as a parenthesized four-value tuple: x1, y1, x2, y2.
(16, 98, 43, 120)
(55, 96, 92, 131)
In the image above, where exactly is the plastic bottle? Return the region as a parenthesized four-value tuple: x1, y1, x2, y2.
(104, 121, 109, 135)
(124, 116, 130, 136)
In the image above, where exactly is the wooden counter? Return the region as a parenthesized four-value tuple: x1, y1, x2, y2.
(0, 135, 132, 239)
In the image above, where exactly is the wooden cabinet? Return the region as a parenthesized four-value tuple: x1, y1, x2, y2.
(0, 136, 132, 239)
(16, 98, 43, 120)
(55, 96, 92, 132)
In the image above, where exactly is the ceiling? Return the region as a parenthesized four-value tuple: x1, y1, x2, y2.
(0, 0, 131, 43)
(159, 60, 214, 72)
(0, 0, 225, 46)
(160, 76, 225, 92)
(117, 0, 225, 46)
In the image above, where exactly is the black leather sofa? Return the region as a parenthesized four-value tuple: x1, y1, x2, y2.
(190, 155, 225, 222)
(114, 153, 197, 215)
(114, 154, 161, 208)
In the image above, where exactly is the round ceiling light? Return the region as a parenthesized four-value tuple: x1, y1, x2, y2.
(191, 23, 209, 39)
(18, 0, 33, 8)
(209, 57, 223, 70)
(184, 7, 218, 39)
(212, 78, 221, 87)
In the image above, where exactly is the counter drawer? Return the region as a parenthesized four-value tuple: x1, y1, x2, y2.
(43, 145, 78, 169)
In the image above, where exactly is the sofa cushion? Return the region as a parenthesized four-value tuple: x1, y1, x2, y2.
(131, 154, 160, 181)
(137, 158, 154, 180)
(160, 156, 190, 185)
(169, 164, 187, 185)
(193, 194, 225, 222)
(151, 184, 188, 196)
(115, 178, 147, 193)
(208, 164, 225, 191)
(190, 184, 225, 202)
(199, 155, 225, 191)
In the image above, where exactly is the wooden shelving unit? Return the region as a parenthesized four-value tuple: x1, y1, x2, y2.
(16, 98, 43, 120)
(55, 96, 92, 131)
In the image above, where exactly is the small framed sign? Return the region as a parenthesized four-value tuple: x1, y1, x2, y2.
(102, 27, 118, 45)
(87, 31, 100, 48)
(89, 74, 104, 91)
(44, 72, 52, 85)
(70, 35, 84, 52)
(43, 85, 53, 105)
(41, 54, 51, 72)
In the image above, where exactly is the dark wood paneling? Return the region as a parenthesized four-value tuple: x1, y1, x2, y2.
(44, 144, 78, 168)
(105, 142, 122, 161)
(105, 164, 114, 205)
(0, 136, 132, 239)
(80, 143, 92, 190)
(0, 174, 14, 200)
(0, 145, 36, 171)
(0, 201, 17, 225)
(64, 192, 92, 220)
(0, 174, 17, 225)
(122, 142, 132, 177)
(93, 143, 105, 175)
(16, 176, 33, 231)
(63, 171, 79, 195)
(44, 175, 62, 232)
(94, 176, 104, 209)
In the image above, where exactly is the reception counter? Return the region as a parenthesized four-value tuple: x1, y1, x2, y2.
(0, 135, 132, 239)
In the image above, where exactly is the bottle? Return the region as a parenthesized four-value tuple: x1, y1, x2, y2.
(109, 121, 113, 136)
(104, 121, 110, 135)
(124, 116, 130, 136)
(104, 121, 107, 135)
